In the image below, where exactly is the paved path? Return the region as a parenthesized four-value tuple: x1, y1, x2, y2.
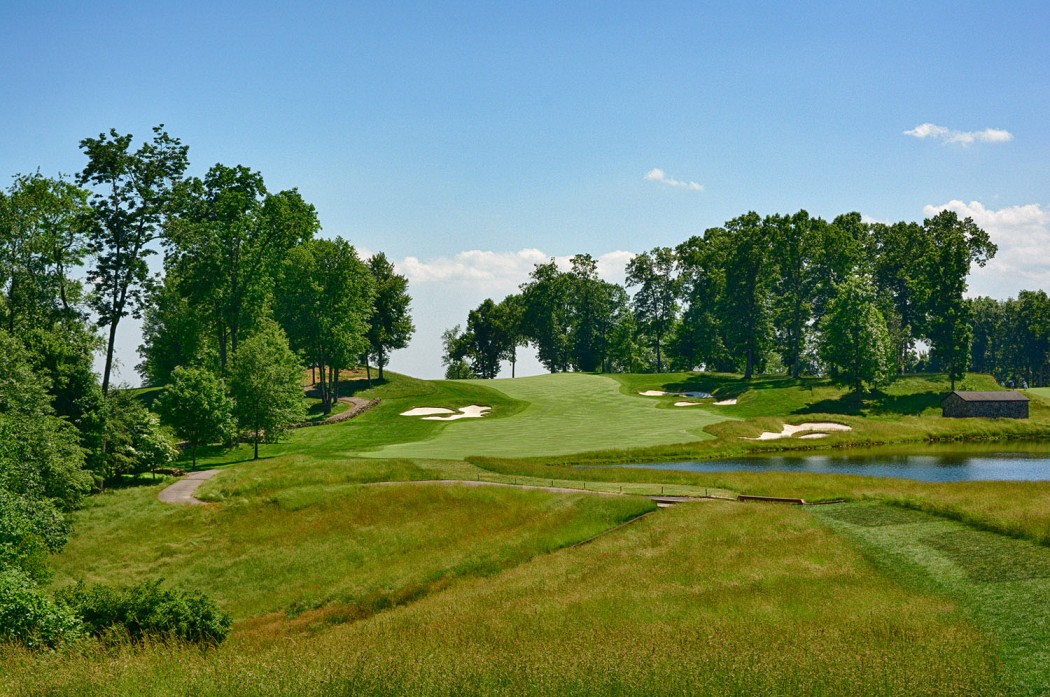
(364, 478, 718, 505)
(158, 469, 221, 505)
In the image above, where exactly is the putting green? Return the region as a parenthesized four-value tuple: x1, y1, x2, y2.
(363, 373, 732, 460)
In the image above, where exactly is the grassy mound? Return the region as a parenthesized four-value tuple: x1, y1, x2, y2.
(364, 373, 733, 460)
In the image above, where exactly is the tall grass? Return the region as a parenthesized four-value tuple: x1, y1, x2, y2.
(5, 503, 1003, 695)
(49, 481, 653, 621)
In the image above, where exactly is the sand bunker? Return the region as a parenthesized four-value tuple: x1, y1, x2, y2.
(713, 398, 737, 406)
(743, 422, 852, 441)
(401, 407, 455, 417)
(640, 390, 713, 399)
(674, 401, 706, 407)
(420, 405, 491, 421)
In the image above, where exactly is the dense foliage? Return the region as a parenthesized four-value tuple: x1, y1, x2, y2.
(55, 579, 232, 646)
(444, 208, 1016, 391)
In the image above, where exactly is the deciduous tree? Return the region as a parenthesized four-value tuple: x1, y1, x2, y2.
(79, 126, 189, 395)
(229, 322, 305, 460)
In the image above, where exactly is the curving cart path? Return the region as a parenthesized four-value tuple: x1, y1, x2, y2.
(158, 469, 221, 505)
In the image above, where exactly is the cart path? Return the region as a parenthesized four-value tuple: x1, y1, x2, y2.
(159, 472, 724, 507)
(158, 469, 221, 505)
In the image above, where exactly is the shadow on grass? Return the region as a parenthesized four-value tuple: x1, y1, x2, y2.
(661, 374, 830, 399)
(102, 473, 173, 491)
(795, 389, 943, 417)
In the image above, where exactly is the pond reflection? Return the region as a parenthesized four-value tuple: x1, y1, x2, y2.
(606, 444, 1050, 482)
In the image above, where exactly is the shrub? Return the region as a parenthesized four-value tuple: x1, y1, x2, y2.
(0, 568, 82, 649)
(56, 579, 232, 646)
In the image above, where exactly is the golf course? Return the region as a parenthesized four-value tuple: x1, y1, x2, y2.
(5, 369, 1050, 695)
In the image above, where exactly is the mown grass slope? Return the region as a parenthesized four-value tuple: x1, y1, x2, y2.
(815, 503, 1050, 694)
(363, 373, 733, 460)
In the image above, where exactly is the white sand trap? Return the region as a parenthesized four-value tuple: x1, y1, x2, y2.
(798, 433, 829, 439)
(713, 398, 737, 406)
(422, 405, 492, 421)
(674, 401, 706, 407)
(743, 421, 852, 441)
(401, 407, 456, 417)
(640, 390, 714, 398)
(639, 390, 672, 396)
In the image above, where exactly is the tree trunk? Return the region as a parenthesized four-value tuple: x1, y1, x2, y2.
(364, 357, 372, 387)
(253, 428, 260, 460)
(377, 348, 385, 381)
(102, 320, 119, 395)
(192, 443, 197, 467)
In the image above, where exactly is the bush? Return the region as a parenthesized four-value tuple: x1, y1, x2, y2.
(56, 579, 232, 646)
(0, 568, 82, 649)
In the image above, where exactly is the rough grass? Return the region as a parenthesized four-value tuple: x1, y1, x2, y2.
(815, 503, 1050, 694)
(363, 373, 733, 460)
(5, 503, 1004, 695)
(49, 477, 654, 621)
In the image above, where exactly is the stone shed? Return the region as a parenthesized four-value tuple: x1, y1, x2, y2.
(941, 391, 1029, 419)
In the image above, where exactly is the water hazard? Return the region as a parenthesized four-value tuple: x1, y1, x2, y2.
(609, 443, 1050, 482)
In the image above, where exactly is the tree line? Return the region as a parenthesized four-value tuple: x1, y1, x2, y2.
(442, 210, 1050, 393)
(0, 126, 412, 646)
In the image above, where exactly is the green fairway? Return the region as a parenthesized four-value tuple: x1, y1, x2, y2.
(814, 503, 1050, 693)
(362, 373, 733, 460)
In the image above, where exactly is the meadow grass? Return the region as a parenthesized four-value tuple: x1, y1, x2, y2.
(362, 373, 733, 460)
(814, 503, 1050, 694)
(6, 503, 1004, 695)
(10, 370, 1050, 694)
(49, 477, 654, 621)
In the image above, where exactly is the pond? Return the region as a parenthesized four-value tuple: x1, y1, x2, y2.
(608, 443, 1050, 482)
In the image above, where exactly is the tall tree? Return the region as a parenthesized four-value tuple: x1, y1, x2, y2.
(819, 275, 893, 396)
(78, 126, 189, 394)
(365, 253, 414, 383)
(919, 210, 996, 390)
(718, 213, 773, 379)
(625, 247, 678, 373)
(495, 294, 526, 378)
(568, 254, 617, 372)
(229, 322, 305, 460)
(999, 291, 1050, 388)
(0, 173, 91, 333)
(465, 298, 516, 379)
(769, 211, 820, 378)
(869, 219, 926, 373)
(276, 238, 373, 412)
(165, 164, 318, 374)
(672, 231, 731, 372)
(520, 260, 573, 372)
(136, 271, 210, 386)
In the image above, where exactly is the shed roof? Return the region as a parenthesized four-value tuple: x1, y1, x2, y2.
(941, 390, 1029, 404)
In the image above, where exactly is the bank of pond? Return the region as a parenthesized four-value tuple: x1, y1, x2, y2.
(600, 442, 1050, 482)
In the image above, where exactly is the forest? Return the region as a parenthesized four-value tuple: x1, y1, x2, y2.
(0, 126, 411, 647)
(445, 210, 1050, 392)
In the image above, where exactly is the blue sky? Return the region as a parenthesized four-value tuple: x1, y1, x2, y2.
(2, 1, 1048, 380)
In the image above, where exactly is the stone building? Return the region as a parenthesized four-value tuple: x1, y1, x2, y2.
(941, 391, 1029, 418)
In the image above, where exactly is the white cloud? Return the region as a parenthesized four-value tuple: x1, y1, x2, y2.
(645, 168, 704, 191)
(395, 248, 635, 295)
(903, 122, 1013, 145)
(923, 200, 1050, 298)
